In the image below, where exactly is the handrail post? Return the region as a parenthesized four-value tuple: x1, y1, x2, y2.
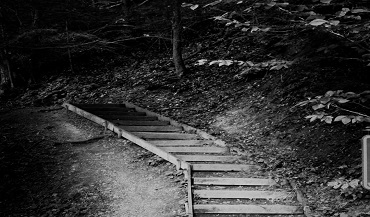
(186, 164, 194, 217)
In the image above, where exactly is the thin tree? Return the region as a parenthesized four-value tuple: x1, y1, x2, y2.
(0, 10, 14, 89)
(172, 0, 186, 77)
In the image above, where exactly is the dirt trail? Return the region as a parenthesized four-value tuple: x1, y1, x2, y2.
(0, 107, 185, 217)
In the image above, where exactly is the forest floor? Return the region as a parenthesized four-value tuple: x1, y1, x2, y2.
(0, 107, 185, 217)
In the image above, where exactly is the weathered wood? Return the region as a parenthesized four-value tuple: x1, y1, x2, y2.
(92, 111, 146, 116)
(194, 190, 291, 199)
(99, 115, 158, 121)
(132, 132, 198, 140)
(193, 177, 276, 186)
(63, 103, 189, 170)
(73, 103, 126, 108)
(120, 125, 182, 132)
(148, 140, 214, 146)
(192, 164, 260, 172)
(193, 204, 303, 214)
(187, 164, 194, 217)
(177, 155, 238, 162)
(121, 101, 226, 147)
(161, 147, 227, 154)
(113, 120, 170, 126)
(83, 107, 135, 112)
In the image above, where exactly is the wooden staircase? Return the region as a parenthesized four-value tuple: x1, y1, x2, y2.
(63, 102, 305, 216)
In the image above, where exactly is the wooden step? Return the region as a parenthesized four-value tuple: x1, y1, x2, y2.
(132, 132, 198, 140)
(84, 107, 136, 112)
(193, 177, 276, 186)
(148, 140, 213, 146)
(120, 125, 182, 132)
(74, 104, 126, 108)
(177, 155, 237, 162)
(194, 190, 291, 199)
(92, 111, 146, 116)
(100, 115, 157, 121)
(160, 147, 227, 154)
(193, 204, 303, 214)
(192, 164, 260, 172)
(113, 120, 170, 126)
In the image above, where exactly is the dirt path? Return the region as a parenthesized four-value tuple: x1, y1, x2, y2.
(0, 107, 185, 217)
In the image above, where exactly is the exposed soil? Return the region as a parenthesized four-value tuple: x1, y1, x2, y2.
(0, 107, 185, 217)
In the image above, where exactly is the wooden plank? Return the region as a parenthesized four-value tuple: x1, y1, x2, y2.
(161, 147, 227, 154)
(63, 103, 189, 170)
(194, 190, 291, 199)
(73, 104, 126, 108)
(113, 120, 170, 126)
(193, 177, 276, 186)
(99, 115, 157, 121)
(192, 164, 260, 172)
(148, 140, 214, 146)
(186, 164, 194, 217)
(121, 101, 226, 147)
(83, 107, 135, 112)
(177, 155, 239, 162)
(120, 125, 182, 132)
(132, 132, 198, 140)
(193, 204, 303, 214)
(91, 111, 146, 116)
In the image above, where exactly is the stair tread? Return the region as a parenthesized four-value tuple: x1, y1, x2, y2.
(113, 120, 169, 126)
(120, 125, 182, 132)
(193, 177, 276, 186)
(193, 204, 303, 214)
(177, 155, 238, 162)
(194, 189, 292, 199)
(161, 146, 227, 153)
(133, 132, 199, 140)
(148, 140, 214, 146)
(192, 163, 260, 172)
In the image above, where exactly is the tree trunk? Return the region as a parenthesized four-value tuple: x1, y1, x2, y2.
(0, 15, 14, 89)
(65, 21, 74, 73)
(5, 54, 13, 88)
(0, 49, 14, 89)
(0, 64, 7, 86)
(172, 0, 186, 77)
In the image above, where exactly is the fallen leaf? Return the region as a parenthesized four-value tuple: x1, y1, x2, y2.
(325, 90, 335, 97)
(312, 104, 325, 110)
(323, 116, 333, 124)
(329, 20, 340, 26)
(351, 9, 370, 14)
(328, 180, 342, 189)
(195, 59, 208, 66)
(336, 98, 349, 103)
(342, 117, 351, 124)
(309, 19, 328, 26)
(349, 179, 359, 188)
(334, 116, 346, 122)
(203, 0, 222, 8)
(190, 4, 199, 10)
